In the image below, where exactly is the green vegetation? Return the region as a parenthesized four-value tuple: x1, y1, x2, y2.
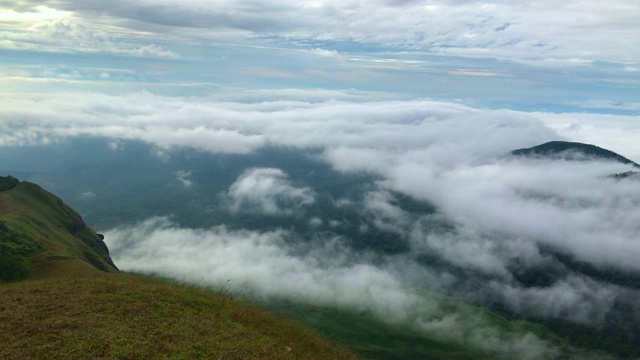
(264, 296, 595, 360)
(0, 221, 42, 280)
(0, 175, 20, 191)
(0, 177, 45, 281)
(0, 178, 118, 277)
(0, 274, 358, 360)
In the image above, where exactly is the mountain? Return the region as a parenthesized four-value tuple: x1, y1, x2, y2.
(511, 140, 640, 167)
(0, 175, 358, 360)
(0, 176, 117, 280)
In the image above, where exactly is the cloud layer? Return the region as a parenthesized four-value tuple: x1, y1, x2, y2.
(106, 216, 556, 359)
(4, 1, 639, 65)
(3, 88, 640, 356)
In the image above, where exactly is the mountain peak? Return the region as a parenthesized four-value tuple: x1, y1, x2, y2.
(511, 141, 640, 167)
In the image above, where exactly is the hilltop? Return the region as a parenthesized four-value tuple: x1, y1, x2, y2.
(511, 140, 640, 167)
(0, 176, 358, 360)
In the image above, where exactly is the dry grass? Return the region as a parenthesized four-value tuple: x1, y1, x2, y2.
(0, 272, 359, 360)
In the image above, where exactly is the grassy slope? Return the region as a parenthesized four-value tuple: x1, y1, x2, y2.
(0, 273, 358, 360)
(0, 179, 358, 360)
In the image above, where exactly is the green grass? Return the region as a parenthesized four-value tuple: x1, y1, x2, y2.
(0, 273, 358, 360)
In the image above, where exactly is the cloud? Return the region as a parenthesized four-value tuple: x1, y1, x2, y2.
(105, 216, 556, 358)
(362, 190, 413, 234)
(1, 91, 638, 271)
(0, 18, 179, 58)
(572, 99, 640, 112)
(6, 65, 140, 83)
(2, 2, 638, 355)
(4, 88, 640, 345)
(0, 5, 71, 24)
(493, 275, 617, 326)
(11, 1, 639, 65)
(395, 158, 640, 271)
(0, 90, 558, 154)
(225, 168, 315, 215)
(175, 170, 193, 188)
(80, 191, 96, 199)
(308, 48, 341, 59)
(448, 69, 503, 77)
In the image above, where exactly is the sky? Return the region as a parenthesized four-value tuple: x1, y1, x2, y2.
(1, 0, 639, 156)
(1, 0, 639, 112)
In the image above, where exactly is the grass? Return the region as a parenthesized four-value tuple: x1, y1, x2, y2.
(0, 272, 359, 360)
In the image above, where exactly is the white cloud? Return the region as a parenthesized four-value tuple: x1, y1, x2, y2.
(0, 18, 179, 58)
(392, 157, 640, 272)
(9, 1, 638, 65)
(573, 100, 640, 112)
(0, 5, 71, 24)
(2, 86, 638, 355)
(494, 275, 617, 326)
(362, 190, 412, 234)
(0, 90, 557, 154)
(3, 89, 640, 318)
(175, 170, 193, 188)
(309, 48, 341, 59)
(225, 168, 315, 215)
(105, 216, 556, 358)
(80, 191, 96, 199)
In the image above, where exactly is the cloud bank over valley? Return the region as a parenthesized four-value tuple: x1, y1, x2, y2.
(3, 89, 635, 356)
